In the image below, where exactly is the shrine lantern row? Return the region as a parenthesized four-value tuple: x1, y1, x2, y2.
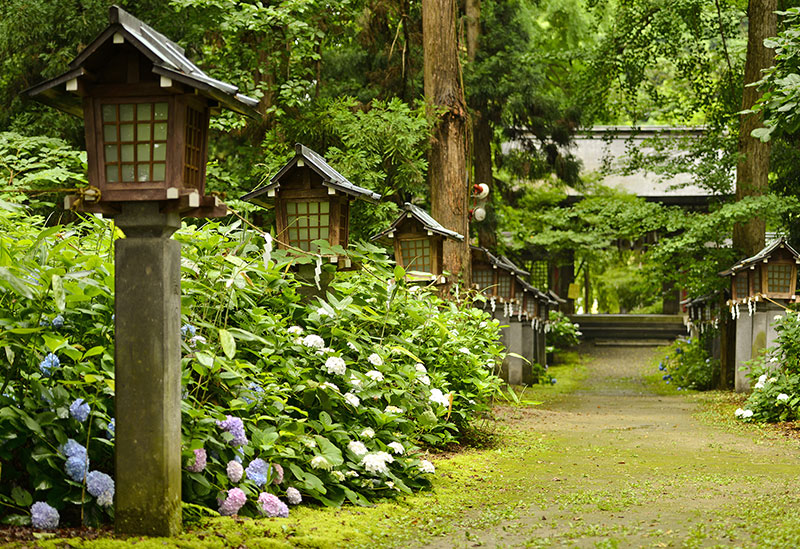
(721, 236, 800, 304)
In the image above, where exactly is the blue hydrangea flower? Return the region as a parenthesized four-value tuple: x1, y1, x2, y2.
(241, 382, 265, 404)
(38, 353, 60, 376)
(60, 439, 87, 460)
(66, 455, 89, 482)
(69, 398, 91, 423)
(30, 501, 59, 530)
(106, 418, 115, 439)
(217, 415, 248, 447)
(662, 374, 672, 381)
(51, 315, 64, 329)
(86, 471, 115, 507)
(658, 362, 666, 371)
(246, 458, 269, 487)
(550, 378, 557, 384)
(181, 324, 197, 339)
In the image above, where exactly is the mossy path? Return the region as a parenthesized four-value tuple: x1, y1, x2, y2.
(416, 344, 800, 548)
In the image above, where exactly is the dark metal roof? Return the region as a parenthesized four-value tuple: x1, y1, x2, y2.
(24, 5, 258, 118)
(719, 236, 800, 277)
(241, 143, 382, 203)
(371, 203, 464, 241)
(496, 255, 530, 277)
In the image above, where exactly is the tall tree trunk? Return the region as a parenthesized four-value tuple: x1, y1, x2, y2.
(734, 0, 777, 256)
(423, 0, 470, 288)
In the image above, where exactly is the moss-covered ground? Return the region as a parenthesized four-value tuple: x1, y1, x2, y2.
(11, 343, 800, 548)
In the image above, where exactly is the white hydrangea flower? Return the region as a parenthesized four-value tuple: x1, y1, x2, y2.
(758, 374, 768, 384)
(479, 321, 487, 328)
(348, 440, 368, 456)
(734, 408, 745, 417)
(754, 381, 765, 389)
(345, 470, 359, 478)
(344, 392, 360, 407)
(324, 356, 346, 375)
(419, 459, 435, 474)
(361, 453, 389, 474)
(347, 341, 358, 352)
(774, 314, 783, 321)
(384, 405, 403, 414)
(777, 393, 790, 402)
(741, 409, 754, 418)
(303, 438, 317, 449)
(287, 326, 303, 335)
(301, 334, 326, 349)
(429, 388, 451, 407)
(331, 470, 346, 481)
(349, 375, 362, 388)
(387, 442, 404, 455)
(459, 347, 471, 355)
(366, 370, 384, 382)
(320, 382, 340, 392)
(368, 353, 384, 366)
(418, 374, 431, 386)
(376, 451, 394, 464)
(317, 308, 334, 318)
(415, 363, 427, 373)
(310, 456, 332, 470)
(360, 428, 375, 439)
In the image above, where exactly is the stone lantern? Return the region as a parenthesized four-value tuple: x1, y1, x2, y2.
(25, 5, 257, 217)
(242, 143, 381, 256)
(720, 236, 800, 392)
(371, 203, 464, 282)
(24, 5, 257, 537)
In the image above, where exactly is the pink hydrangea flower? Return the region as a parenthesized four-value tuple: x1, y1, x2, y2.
(218, 488, 247, 516)
(257, 492, 289, 518)
(226, 460, 244, 483)
(186, 448, 207, 473)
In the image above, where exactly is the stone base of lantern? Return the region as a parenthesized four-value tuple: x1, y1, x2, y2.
(520, 321, 535, 384)
(114, 203, 182, 536)
(501, 320, 525, 385)
(735, 301, 786, 392)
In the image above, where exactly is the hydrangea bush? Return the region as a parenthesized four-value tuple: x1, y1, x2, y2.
(736, 312, 800, 423)
(546, 310, 581, 352)
(0, 208, 504, 526)
(656, 335, 718, 391)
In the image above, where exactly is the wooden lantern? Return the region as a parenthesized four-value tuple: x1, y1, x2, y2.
(242, 143, 381, 254)
(24, 5, 257, 217)
(471, 246, 498, 294)
(721, 236, 800, 303)
(372, 203, 463, 281)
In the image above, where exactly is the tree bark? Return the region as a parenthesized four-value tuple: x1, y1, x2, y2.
(423, 0, 470, 288)
(734, 0, 777, 256)
(474, 111, 496, 249)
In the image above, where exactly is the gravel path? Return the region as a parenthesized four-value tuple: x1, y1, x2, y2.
(417, 344, 800, 548)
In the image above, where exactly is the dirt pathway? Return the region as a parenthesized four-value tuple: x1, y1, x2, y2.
(417, 344, 800, 548)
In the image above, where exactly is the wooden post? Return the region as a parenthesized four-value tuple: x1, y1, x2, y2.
(114, 203, 182, 536)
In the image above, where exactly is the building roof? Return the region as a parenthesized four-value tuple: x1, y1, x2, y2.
(241, 143, 382, 204)
(371, 203, 464, 241)
(24, 5, 258, 118)
(719, 236, 800, 277)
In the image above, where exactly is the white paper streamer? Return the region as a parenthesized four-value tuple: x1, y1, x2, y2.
(262, 233, 273, 270)
(490, 297, 496, 313)
(314, 255, 323, 290)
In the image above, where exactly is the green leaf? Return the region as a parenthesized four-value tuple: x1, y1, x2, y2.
(42, 334, 66, 353)
(195, 352, 214, 368)
(4, 346, 14, 365)
(82, 346, 105, 359)
(0, 267, 33, 299)
(11, 486, 32, 507)
(219, 329, 236, 359)
(314, 435, 344, 467)
(51, 274, 65, 312)
(394, 265, 406, 280)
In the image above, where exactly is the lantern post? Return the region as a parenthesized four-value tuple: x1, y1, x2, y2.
(25, 5, 257, 535)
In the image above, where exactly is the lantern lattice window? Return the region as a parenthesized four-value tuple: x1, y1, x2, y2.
(184, 107, 205, 189)
(752, 267, 762, 294)
(767, 263, 793, 294)
(102, 101, 168, 183)
(734, 273, 748, 299)
(474, 269, 494, 290)
(498, 273, 512, 300)
(285, 200, 330, 252)
(399, 238, 432, 273)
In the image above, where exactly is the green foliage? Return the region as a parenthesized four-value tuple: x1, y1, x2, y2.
(657, 336, 718, 391)
(0, 209, 504, 525)
(546, 310, 581, 352)
(738, 311, 800, 423)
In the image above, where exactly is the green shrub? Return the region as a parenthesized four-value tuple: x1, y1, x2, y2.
(657, 336, 718, 390)
(0, 208, 504, 525)
(736, 311, 800, 423)
(547, 310, 581, 351)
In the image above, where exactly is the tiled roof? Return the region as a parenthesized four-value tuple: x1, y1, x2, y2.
(372, 203, 463, 241)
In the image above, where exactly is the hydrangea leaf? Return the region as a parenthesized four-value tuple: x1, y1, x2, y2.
(313, 435, 344, 467)
(51, 274, 65, 312)
(219, 329, 236, 359)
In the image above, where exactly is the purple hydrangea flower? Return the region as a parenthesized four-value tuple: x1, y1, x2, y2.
(69, 398, 91, 423)
(227, 460, 244, 483)
(60, 439, 87, 460)
(106, 418, 115, 439)
(86, 471, 115, 507)
(271, 463, 284, 485)
(65, 455, 89, 482)
(181, 324, 197, 339)
(186, 448, 207, 473)
(285, 487, 302, 505)
(218, 488, 246, 516)
(217, 415, 248, 447)
(246, 458, 269, 487)
(38, 353, 60, 376)
(30, 501, 59, 529)
(51, 315, 64, 329)
(257, 492, 289, 518)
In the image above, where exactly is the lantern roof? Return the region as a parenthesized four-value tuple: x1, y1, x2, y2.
(372, 203, 464, 241)
(515, 277, 545, 300)
(24, 5, 258, 118)
(680, 291, 719, 308)
(495, 255, 530, 278)
(719, 236, 800, 277)
(242, 143, 382, 204)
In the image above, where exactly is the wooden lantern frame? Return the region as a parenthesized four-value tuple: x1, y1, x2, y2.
(372, 203, 464, 280)
(722, 237, 800, 303)
(243, 144, 381, 256)
(24, 5, 258, 217)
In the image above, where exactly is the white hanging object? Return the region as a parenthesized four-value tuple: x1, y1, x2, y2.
(262, 233, 273, 270)
(314, 255, 323, 291)
(490, 297, 496, 313)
